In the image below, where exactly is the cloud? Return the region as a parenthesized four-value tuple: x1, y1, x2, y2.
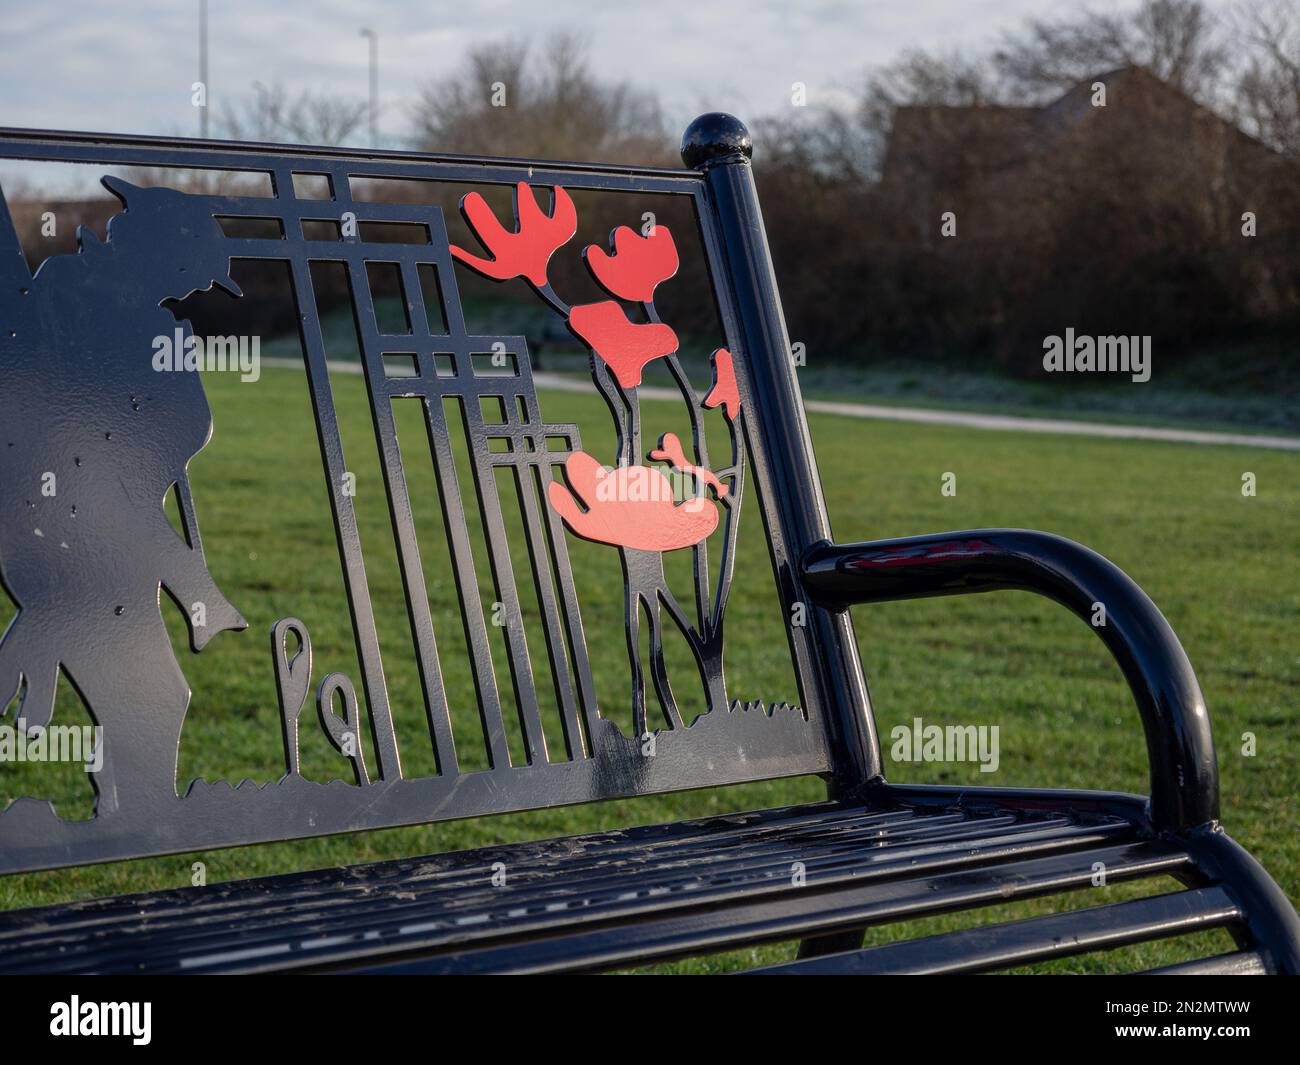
(0, 0, 1222, 142)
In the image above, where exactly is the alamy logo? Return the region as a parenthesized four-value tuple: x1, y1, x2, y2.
(49, 996, 151, 1045)
(889, 716, 1000, 773)
(1042, 328, 1151, 382)
(0, 718, 102, 771)
(152, 327, 261, 382)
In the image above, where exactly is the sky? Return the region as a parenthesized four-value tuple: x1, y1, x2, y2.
(0, 0, 1200, 147)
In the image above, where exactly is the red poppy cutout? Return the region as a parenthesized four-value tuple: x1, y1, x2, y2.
(649, 432, 728, 498)
(568, 301, 678, 389)
(450, 182, 576, 287)
(585, 225, 679, 303)
(702, 347, 740, 421)
(548, 452, 718, 552)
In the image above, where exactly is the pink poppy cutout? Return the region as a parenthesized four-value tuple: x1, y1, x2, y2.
(548, 449, 722, 552)
(702, 348, 740, 421)
(567, 301, 679, 389)
(584, 225, 679, 302)
(450, 182, 576, 287)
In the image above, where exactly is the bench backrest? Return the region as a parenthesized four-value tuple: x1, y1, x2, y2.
(0, 115, 876, 874)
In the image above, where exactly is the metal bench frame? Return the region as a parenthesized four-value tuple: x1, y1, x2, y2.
(0, 113, 1295, 974)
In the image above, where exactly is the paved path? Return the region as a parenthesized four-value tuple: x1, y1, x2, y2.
(260, 358, 1300, 452)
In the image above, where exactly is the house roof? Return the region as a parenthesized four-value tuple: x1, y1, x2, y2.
(882, 66, 1278, 183)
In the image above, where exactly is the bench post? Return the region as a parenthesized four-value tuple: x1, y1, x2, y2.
(683, 113, 882, 793)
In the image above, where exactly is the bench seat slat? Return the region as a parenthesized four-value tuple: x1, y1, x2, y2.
(0, 808, 971, 945)
(0, 808, 1100, 949)
(0, 800, 1151, 974)
(362, 839, 1189, 975)
(52, 816, 1120, 974)
(746, 886, 1242, 975)
(1141, 950, 1271, 975)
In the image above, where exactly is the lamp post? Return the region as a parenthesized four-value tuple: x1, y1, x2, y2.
(359, 28, 378, 148)
(199, 0, 209, 138)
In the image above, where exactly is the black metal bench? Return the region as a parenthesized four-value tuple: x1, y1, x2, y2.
(0, 114, 1295, 975)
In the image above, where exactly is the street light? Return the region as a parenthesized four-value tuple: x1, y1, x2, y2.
(198, 0, 209, 138)
(359, 28, 378, 148)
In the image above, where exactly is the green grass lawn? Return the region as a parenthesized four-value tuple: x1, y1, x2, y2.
(791, 343, 1300, 436)
(1, 361, 1295, 974)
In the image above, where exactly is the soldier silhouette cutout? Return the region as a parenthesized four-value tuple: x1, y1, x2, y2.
(0, 176, 246, 817)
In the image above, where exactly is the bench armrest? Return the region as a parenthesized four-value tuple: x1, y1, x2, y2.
(801, 529, 1219, 833)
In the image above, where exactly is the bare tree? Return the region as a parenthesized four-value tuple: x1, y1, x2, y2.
(993, 0, 1231, 102)
(216, 82, 370, 146)
(1232, 0, 1300, 155)
(756, 107, 875, 182)
(412, 32, 668, 164)
(863, 48, 1002, 113)
(852, 49, 1004, 178)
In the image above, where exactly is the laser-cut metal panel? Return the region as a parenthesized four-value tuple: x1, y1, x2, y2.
(0, 130, 831, 875)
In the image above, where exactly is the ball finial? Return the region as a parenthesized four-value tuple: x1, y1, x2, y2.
(680, 113, 752, 169)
